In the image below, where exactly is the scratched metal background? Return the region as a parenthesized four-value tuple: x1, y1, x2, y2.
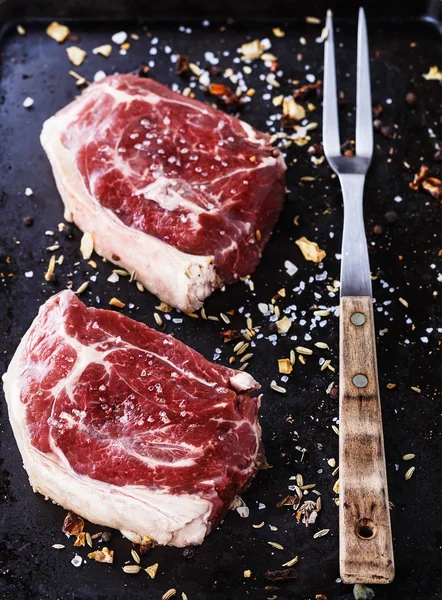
(0, 1, 441, 599)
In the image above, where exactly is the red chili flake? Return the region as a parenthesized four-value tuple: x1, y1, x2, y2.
(208, 83, 241, 106)
(422, 177, 442, 199)
(372, 103, 383, 118)
(270, 61, 280, 73)
(175, 54, 190, 75)
(276, 495, 298, 508)
(409, 165, 430, 190)
(220, 329, 242, 340)
(62, 511, 84, 536)
(293, 80, 322, 100)
(265, 568, 298, 582)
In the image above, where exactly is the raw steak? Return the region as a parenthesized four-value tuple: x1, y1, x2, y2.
(40, 74, 286, 312)
(3, 291, 263, 546)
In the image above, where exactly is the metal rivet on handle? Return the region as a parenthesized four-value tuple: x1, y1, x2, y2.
(352, 374, 368, 388)
(350, 312, 366, 326)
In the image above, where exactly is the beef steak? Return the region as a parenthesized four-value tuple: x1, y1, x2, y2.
(3, 291, 263, 546)
(40, 74, 286, 312)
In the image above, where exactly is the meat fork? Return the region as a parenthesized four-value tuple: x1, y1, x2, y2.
(322, 8, 395, 584)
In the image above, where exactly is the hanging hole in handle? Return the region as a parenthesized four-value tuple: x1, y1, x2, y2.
(356, 518, 376, 540)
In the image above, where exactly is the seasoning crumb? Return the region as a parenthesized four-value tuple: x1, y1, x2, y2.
(405, 466, 415, 480)
(278, 358, 293, 375)
(80, 232, 94, 260)
(403, 453, 415, 461)
(109, 297, 126, 308)
(74, 281, 89, 295)
(268, 541, 284, 550)
(295, 237, 326, 263)
(93, 44, 112, 57)
(270, 381, 287, 394)
(353, 584, 375, 600)
(313, 528, 330, 539)
(386, 383, 396, 389)
(46, 21, 70, 43)
(243, 569, 252, 578)
(122, 565, 141, 574)
(44, 255, 56, 282)
(66, 46, 87, 66)
(145, 562, 159, 579)
(23, 97, 34, 108)
(23, 215, 33, 226)
(276, 315, 292, 333)
(88, 547, 114, 563)
(112, 31, 128, 45)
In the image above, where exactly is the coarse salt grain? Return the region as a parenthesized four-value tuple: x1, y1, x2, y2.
(24, 271, 33, 278)
(111, 31, 127, 44)
(71, 554, 82, 567)
(94, 70, 106, 82)
(284, 260, 298, 276)
(25, 187, 33, 196)
(23, 97, 34, 108)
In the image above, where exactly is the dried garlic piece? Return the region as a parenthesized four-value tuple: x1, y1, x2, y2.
(283, 97, 306, 121)
(88, 547, 114, 563)
(295, 236, 326, 263)
(46, 21, 70, 43)
(241, 39, 264, 60)
(422, 66, 442, 81)
(276, 315, 292, 333)
(66, 46, 87, 66)
(93, 44, 112, 57)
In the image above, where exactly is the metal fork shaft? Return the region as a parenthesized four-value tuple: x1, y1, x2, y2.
(339, 174, 372, 297)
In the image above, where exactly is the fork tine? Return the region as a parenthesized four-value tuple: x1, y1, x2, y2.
(356, 7, 373, 158)
(323, 9, 341, 158)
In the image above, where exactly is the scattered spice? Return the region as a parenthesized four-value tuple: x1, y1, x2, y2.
(62, 511, 84, 536)
(422, 66, 442, 81)
(353, 584, 375, 600)
(405, 466, 416, 480)
(265, 568, 297, 582)
(293, 80, 322, 100)
(282, 97, 306, 124)
(276, 315, 292, 333)
(241, 39, 265, 60)
(145, 563, 159, 579)
(87, 547, 114, 563)
(80, 232, 94, 260)
(313, 528, 330, 539)
(23, 215, 33, 227)
(162, 590, 177, 600)
(109, 297, 126, 308)
(122, 565, 141, 574)
(295, 237, 326, 263)
(46, 21, 70, 43)
(66, 46, 87, 66)
(93, 44, 112, 57)
(278, 358, 293, 375)
(403, 453, 415, 461)
(208, 83, 240, 106)
(268, 541, 284, 550)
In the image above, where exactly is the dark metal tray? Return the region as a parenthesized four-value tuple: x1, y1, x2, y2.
(0, 1, 441, 599)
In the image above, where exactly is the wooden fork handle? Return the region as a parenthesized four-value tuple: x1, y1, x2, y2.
(339, 296, 395, 584)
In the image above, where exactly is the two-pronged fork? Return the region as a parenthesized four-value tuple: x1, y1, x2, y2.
(323, 8, 395, 584)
